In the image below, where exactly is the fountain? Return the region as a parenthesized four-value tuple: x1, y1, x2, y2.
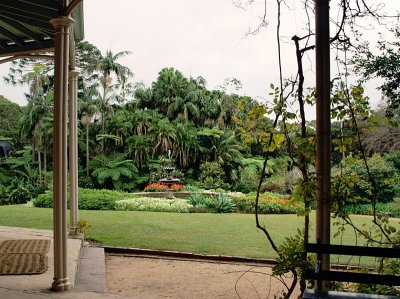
(158, 150, 180, 199)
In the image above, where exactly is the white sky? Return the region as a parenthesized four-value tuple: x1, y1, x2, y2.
(0, 0, 398, 119)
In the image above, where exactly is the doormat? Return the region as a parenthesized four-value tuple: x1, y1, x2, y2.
(0, 239, 50, 254)
(0, 253, 48, 275)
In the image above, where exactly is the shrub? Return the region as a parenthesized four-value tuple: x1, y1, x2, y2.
(144, 183, 168, 192)
(115, 197, 192, 213)
(9, 186, 31, 204)
(187, 193, 205, 208)
(78, 176, 94, 189)
(214, 193, 236, 213)
(197, 161, 229, 190)
(29, 184, 48, 199)
(340, 200, 400, 218)
(232, 193, 303, 214)
(33, 188, 133, 210)
(261, 175, 288, 195)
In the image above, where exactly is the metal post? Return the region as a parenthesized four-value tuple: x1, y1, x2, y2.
(50, 15, 74, 292)
(69, 70, 79, 236)
(315, 0, 331, 293)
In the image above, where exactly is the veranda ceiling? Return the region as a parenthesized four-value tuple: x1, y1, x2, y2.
(0, 0, 84, 57)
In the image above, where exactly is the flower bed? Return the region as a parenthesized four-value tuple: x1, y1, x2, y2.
(171, 184, 184, 191)
(231, 194, 303, 214)
(144, 183, 169, 192)
(115, 197, 192, 213)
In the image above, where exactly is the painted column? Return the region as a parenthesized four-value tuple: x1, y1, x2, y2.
(50, 15, 74, 292)
(69, 69, 79, 236)
(315, 0, 331, 293)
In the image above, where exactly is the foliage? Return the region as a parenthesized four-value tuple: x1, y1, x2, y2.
(0, 95, 22, 140)
(187, 193, 206, 208)
(33, 188, 133, 210)
(76, 219, 92, 234)
(115, 197, 192, 213)
(89, 153, 138, 190)
(8, 186, 31, 205)
(339, 199, 400, 218)
(332, 155, 400, 204)
(197, 161, 229, 190)
(274, 230, 312, 279)
(261, 174, 289, 195)
(384, 151, 400, 172)
(78, 176, 95, 189)
(352, 27, 400, 119)
(233, 157, 270, 193)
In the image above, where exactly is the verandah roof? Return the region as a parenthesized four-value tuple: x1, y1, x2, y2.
(0, 0, 84, 57)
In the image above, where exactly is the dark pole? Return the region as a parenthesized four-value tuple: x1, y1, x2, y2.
(315, 0, 331, 293)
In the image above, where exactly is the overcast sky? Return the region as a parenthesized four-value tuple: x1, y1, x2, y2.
(0, 0, 398, 119)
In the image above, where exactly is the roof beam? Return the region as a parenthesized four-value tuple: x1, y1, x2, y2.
(0, 11, 54, 31)
(0, 18, 43, 42)
(0, 27, 24, 46)
(0, 39, 54, 56)
(0, 3, 55, 21)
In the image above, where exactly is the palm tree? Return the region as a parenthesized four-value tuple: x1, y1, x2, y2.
(173, 121, 200, 168)
(127, 135, 150, 170)
(133, 83, 154, 110)
(132, 109, 155, 137)
(78, 84, 100, 175)
(89, 153, 138, 190)
(92, 49, 132, 153)
(152, 67, 189, 114)
(211, 130, 243, 165)
(150, 118, 176, 156)
(107, 108, 133, 147)
(167, 84, 200, 122)
(18, 89, 53, 182)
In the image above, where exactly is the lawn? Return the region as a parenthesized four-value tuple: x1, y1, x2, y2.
(0, 205, 394, 261)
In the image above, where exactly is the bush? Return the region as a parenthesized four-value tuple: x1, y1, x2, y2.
(33, 188, 133, 210)
(78, 176, 94, 189)
(261, 175, 288, 194)
(197, 161, 229, 190)
(187, 193, 206, 208)
(340, 199, 400, 218)
(116, 197, 192, 213)
(232, 193, 303, 214)
(9, 186, 31, 204)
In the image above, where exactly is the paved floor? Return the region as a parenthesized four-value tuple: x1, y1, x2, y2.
(0, 226, 115, 299)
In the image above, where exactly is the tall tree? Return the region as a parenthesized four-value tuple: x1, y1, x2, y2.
(91, 49, 132, 153)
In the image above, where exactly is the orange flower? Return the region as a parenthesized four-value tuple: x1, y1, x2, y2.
(171, 184, 184, 191)
(144, 183, 169, 192)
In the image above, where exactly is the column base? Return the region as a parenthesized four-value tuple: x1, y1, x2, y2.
(51, 277, 71, 291)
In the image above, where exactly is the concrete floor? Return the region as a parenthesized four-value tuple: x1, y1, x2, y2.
(0, 226, 116, 299)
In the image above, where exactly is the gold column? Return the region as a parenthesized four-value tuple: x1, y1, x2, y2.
(50, 15, 74, 292)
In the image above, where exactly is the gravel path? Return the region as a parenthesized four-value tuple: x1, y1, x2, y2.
(106, 254, 301, 299)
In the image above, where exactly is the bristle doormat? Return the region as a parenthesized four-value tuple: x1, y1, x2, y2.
(0, 239, 50, 254)
(0, 253, 48, 275)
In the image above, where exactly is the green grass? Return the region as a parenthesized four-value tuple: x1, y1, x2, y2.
(0, 205, 396, 261)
